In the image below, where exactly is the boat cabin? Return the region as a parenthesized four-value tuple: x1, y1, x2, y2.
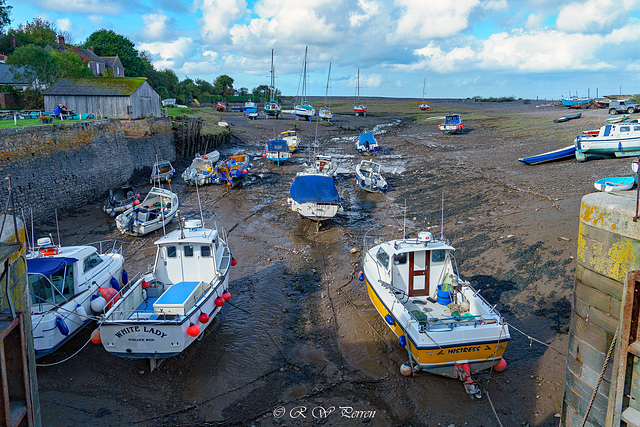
(373, 232, 455, 297)
(153, 220, 222, 285)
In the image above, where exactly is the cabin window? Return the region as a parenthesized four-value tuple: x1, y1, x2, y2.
(621, 126, 631, 132)
(201, 246, 211, 257)
(393, 253, 407, 265)
(167, 246, 177, 258)
(376, 248, 390, 269)
(184, 245, 194, 257)
(431, 250, 446, 263)
(83, 253, 103, 273)
(634, 126, 640, 131)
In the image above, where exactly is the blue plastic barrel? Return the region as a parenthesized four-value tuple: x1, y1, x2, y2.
(436, 284, 451, 305)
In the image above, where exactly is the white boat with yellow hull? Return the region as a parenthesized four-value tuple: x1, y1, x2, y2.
(99, 218, 233, 370)
(361, 230, 509, 381)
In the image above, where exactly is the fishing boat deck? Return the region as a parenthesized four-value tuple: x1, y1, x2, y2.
(126, 281, 208, 320)
(403, 295, 487, 330)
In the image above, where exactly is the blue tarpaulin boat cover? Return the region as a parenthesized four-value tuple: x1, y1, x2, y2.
(358, 132, 376, 146)
(290, 175, 340, 203)
(267, 139, 288, 152)
(27, 257, 77, 276)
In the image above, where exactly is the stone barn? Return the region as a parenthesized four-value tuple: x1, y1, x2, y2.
(43, 77, 161, 119)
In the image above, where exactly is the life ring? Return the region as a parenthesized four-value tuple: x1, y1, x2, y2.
(39, 248, 59, 256)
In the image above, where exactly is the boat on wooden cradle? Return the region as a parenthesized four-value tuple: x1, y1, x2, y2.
(518, 145, 576, 165)
(99, 218, 234, 370)
(355, 159, 388, 192)
(353, 69, 367, 116)
(182, 151, 220, 186)
(356, 132, 379, 154)
(263, 139, 292, 165)
(561, 96, 593, 108)
(419, 78, 430, 110)
(264, 49, 281, 119)
(294, 47, 316, 121)
(574, 122, 640, 161)
(288, 168, 342, 223)
(438, 114, 464, 134)
(115, 187, 179, 236)
(319, 63, 333, 121)
(150, 160, 175, 183)
(281, 130, 301, 152)
(27, 237, 125, 357)
(103, 184, 139, 217)
(212, 152, 252, 187)
(594, 176, 635, 192)
(359, 229, 509, 396)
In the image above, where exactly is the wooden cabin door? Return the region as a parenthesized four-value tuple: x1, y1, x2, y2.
(408, 251, 429, 297)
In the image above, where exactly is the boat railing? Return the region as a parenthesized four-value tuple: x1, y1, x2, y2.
(84, 239, 124, 255)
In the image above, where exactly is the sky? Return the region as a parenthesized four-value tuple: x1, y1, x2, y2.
(8, 0, 640, 99)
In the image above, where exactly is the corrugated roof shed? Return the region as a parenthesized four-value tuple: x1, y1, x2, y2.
(44, 77, 148, 96)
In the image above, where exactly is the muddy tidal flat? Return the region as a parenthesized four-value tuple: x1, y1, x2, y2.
(36, 99, 627, 426)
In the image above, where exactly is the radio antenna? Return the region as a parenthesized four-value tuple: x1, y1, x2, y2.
(402, 199, 406, 240)
(440, 192, 444, 239)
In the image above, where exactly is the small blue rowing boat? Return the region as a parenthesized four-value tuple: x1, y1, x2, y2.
(593, 176, 635, 192)
(518, 145, 576, 165)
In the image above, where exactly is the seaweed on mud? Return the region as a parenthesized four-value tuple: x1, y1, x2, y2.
(534, 296, 571, 333)
(292, 270, 322, 294)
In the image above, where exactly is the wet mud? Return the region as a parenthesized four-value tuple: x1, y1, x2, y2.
(35, 100, 628, 426)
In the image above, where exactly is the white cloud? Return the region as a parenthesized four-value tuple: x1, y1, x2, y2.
(525, 13, 545, 30)
(198, 0, 247, 43)
(56, 18, 73, 32)
(349, 0, 380, 27)
(556, 0, 640, 33)
(141, 13, 173, 42)
(406, 43, 476, 73)
(138, 37, 196, 69)
(476, 29, 610, 71)
(481, 0, 507, 11)
(394, 0, 480, 39)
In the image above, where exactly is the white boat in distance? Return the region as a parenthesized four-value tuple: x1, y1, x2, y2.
(361, 229, 509, 390)
(27, 237, 124, 357)
(574, 122, 640, 161)
(115, 187, 179, 236)
(294, 47, 316, 121)
(99, 218, 233, 370)
(319, 63, 333, 121)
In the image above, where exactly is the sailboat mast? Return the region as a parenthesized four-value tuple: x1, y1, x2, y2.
(270, 49, 275, 99)
(422, 77, 426, 103)
(356, 69, 360, 103)
(324, 62, 331, 107)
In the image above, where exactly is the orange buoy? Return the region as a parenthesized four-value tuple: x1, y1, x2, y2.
(493, 357, 507, 372)
(99, 287, 119, 309)
(91, 329, 101, 344)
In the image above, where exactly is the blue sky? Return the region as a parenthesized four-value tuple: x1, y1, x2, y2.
(8, 0, 640, 99)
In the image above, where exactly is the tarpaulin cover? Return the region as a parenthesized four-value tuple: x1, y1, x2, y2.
(358, 132, 377, 146)
(267, 139, 288, 152)
(27, 257, 77, 276)
(290, 175, 340, 203)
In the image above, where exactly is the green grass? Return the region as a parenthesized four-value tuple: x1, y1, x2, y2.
(165, 106, 231, 136)
(0, 117, 95, 129)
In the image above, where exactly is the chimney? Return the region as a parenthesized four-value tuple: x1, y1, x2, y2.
(10, 33, 14, 48)
(58, 35, 65, 47)
(89, 46, 94, 52)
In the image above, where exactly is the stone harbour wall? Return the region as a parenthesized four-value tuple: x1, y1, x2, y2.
(0, 118, 175, 222)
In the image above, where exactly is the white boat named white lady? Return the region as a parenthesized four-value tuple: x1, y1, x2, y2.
(360, 229, 509, 396)
(99, 218, 234, 370)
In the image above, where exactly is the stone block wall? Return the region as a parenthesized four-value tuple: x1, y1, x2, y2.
(562, 192, 640, 426)
(0, 118, 174, 222)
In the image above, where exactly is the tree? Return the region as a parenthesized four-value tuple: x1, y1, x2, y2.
(83, 29, 146, 77)
(238, 87, 249, 96)
(214, 75, 234, 97)
(0, 0, 11, 33)
(16, 18, 58, 47)
(252, 84, 270, 100)
(7, 45, 60, 87)
(50, 50, 93, 78)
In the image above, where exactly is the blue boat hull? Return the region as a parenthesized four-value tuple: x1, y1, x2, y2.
(519, 145, 576, 165)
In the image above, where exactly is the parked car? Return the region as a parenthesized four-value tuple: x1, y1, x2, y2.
(609, 99, 640, 115)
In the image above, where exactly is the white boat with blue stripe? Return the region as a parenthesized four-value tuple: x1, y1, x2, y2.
(575, 122, 640, 161)
(99, 217, 234, 369)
